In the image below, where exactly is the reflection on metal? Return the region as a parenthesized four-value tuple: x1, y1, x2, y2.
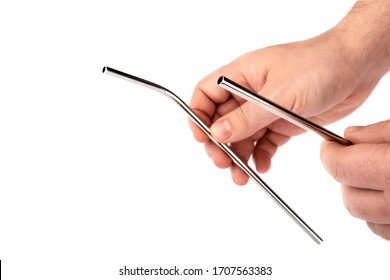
(218, 76, 351, 146)
(103, 66, 323, 244)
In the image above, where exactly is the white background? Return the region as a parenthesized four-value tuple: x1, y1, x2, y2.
(0, 0, 389, 279)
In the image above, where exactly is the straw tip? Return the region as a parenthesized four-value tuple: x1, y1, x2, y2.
(217, 76, 225, 85)
(102, 66, 107, 73)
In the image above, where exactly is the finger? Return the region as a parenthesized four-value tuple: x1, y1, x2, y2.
(189, 64, 247, 143)
(345, 119, 390, 144)
(229, 138, 256, 185)
(205, 135, 256, 186)
(188, 111, 213, 143)
(341, 185, 389, 223)
(209, 73, 312, 144)
(253, 130, 291, 173)
(212, 96, 243, 123)
(366, 222, 390, 240)
(320, 141, 390, 191)
(190, 96, 244, 143)
(204, 140, 231, 169)
(210, 100, 279, 143)
(201, 98, 246, 169)
(230, 164, 250, 186)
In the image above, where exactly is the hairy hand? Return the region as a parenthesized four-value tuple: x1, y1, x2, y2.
(189, 30, 380, 185)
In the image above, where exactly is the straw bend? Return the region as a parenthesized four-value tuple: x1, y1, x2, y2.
(103, 66, 323, 244)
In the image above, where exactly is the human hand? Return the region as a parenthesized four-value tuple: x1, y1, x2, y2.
(189, 30, 382, 185)
(321, 120, 390, 240)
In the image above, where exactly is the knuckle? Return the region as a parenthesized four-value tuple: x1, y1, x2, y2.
(213, 157, 230, 169)
(193, 129, 208, 143)
(236, 105, 252, 131)
(288, 92, 307, 116)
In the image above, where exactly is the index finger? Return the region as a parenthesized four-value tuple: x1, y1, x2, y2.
(189, 63, 249, 143)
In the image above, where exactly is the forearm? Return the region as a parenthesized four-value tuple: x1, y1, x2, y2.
(334, 0, 390, 77)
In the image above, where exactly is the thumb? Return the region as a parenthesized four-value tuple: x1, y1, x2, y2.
(210, 100, 278, 143)
(345, 119, 390, 144)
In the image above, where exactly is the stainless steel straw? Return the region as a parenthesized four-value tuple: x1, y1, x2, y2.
(218, 76, 351, 146)
(102, 66, 323, 244)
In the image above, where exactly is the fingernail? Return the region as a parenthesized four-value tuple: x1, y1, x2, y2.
(346, 126, 363, 134)
(211, 119, 232, 142)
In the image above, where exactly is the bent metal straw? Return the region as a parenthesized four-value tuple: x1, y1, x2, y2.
(103, 66, 323, 244)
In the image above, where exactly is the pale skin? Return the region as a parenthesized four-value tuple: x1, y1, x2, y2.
(189, 0, 390, 239)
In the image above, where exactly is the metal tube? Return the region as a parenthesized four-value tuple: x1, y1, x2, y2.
(103, 66, 323, 244)
(218, 76, 351, 146)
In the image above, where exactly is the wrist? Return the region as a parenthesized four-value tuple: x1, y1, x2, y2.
(333, 1, 390, 78)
